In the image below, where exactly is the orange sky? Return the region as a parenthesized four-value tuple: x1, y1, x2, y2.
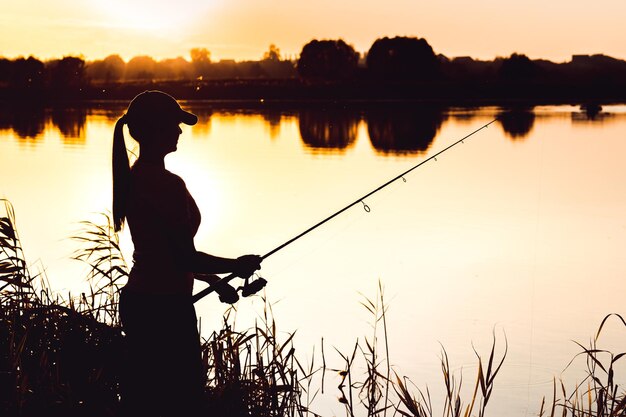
(2, 0, 626, 62)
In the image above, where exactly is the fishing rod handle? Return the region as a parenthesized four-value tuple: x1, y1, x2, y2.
(192, 254, 268, 303)
(192, 272, 237, 303)
(192, 251, 266, 303)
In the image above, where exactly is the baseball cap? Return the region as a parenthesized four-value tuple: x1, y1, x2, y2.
(125, 90, 197, 126)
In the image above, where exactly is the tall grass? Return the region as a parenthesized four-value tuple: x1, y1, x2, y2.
(0, 199, 124, 416)
(71, 213, 128, 326)
(539, 314, 626, 417)
(333, 283, 507, 417)
(1, 198, 625, 416)
(0, 200, 306, 417)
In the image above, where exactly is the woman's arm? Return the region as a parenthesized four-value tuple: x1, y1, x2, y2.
(190, 252, 261, 277)
(168, 224, 261, 277)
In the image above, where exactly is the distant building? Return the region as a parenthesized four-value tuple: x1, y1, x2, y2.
(571, 55, 594, 64)
(451, 56, 474, 64)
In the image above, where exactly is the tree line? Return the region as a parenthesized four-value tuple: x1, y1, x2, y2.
(2, 36, 626, 100)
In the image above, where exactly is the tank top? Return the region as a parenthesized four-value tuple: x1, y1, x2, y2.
(124, 160, 201, 295)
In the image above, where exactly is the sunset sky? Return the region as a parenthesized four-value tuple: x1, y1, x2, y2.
(2, 0, 626, 62)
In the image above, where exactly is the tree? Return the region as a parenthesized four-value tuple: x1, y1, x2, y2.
(498, 53, 537, 81)
(102, 55, 125, 82)
(190, 48, 211, 64)
(366, 36, 439, 80)
(263, 44, 281, 61)
(155, 57, 192, 80)
(10, 56, 45, 89)
(86, 55, 125, 82)
(125, 56, 157, 80)
(0, 58, 11, 84)
(190, 48, 211, 79)
(260, 44, 296, 78)
(47, 56, 85, 90)
(297, 39, 359, 80)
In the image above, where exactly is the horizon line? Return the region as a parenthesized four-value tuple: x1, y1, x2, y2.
(1, 50, 620, 65)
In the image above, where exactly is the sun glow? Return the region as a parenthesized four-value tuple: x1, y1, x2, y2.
(94, 0, 215, 35)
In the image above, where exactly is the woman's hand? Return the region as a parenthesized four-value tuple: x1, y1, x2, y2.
(234, 254, 262, 278)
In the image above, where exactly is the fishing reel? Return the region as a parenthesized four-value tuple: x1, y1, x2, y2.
(209, 274, 268, 305)
(239, 274, 268, 297)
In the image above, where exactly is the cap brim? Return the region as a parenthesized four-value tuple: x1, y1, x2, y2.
(179, 109, 198, 125)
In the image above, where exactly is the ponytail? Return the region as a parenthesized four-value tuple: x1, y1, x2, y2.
(112, 115, 130, 232)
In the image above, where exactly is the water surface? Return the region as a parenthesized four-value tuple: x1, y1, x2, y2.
(1, 103, 625, 416)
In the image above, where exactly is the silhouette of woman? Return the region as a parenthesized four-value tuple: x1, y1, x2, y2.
(112, 90, 261, 416)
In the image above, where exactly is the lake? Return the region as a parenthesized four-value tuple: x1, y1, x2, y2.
(1, 102, 625, 416)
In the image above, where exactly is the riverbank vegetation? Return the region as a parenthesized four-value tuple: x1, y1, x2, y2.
(1, 199, 624, 416)
(2, 37, 626, 102)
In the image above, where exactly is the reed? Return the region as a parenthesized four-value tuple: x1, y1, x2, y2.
(357, 282, 392, 416)
(201, 302, 306, 417)
(71, 213, 129, 326)
(1, 198, 624, 417)
(328, 283, 507, 417)
(0, 200, 307, 417)
(539, 314, 626, 417)
(0, 199, 124, 417)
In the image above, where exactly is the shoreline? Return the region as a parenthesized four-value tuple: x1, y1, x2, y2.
(2, 77, 626, 107)
(1, 96, 624, 109)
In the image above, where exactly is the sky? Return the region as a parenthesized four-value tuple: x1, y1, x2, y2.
(1, 0, 626, 62)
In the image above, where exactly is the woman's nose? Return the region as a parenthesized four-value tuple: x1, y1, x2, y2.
(178, 126, 183, 134)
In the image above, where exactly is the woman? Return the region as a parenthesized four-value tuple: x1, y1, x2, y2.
(112, 90, 261, 415)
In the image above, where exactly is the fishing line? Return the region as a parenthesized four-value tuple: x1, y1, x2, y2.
(193, 117, 499, 303)
(525, 119, 546, 416)
(270, 198, 370, 281)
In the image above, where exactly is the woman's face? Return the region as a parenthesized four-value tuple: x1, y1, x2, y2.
(133, 120, 183, 156)
(158, 121, 183, 154)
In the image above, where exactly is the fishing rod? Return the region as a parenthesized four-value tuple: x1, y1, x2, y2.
(193, 117, 499, 303)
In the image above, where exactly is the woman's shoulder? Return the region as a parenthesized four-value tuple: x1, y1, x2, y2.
(160, 169, 186, 187)
(131, 164, 188, 195)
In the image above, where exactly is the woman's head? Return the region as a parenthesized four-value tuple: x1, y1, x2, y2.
(112, 90, 197, 231)
(125, 90, 197, 145)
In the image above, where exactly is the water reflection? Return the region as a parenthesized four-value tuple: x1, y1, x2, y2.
(579, 103, 602, 120)
(0, 104, 46, 140)
(91, 105, 127, 122)
(51, 107, 87, 142)
(449, 110, 481, 124)
(262, 111, 283, 139)
(298, 108, 359, 151)
(497, 108, 535, 140)
(185, 106, 214, 136)
(571, 105, 613, 123)
(366, 106, 445, 154)
(3, 104, 623, 150)
(0, 104, 89, 142)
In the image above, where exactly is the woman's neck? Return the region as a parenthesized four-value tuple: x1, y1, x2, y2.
(136, 153, 166, 169)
